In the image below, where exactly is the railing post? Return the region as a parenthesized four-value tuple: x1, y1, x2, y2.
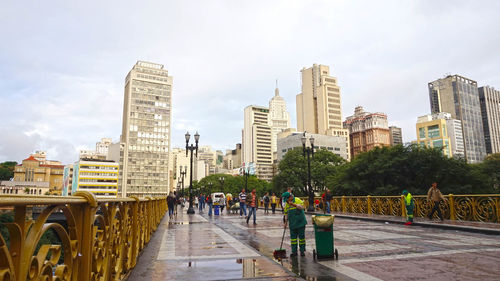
(72, 191, 98, 281)
(341, 196, 346, 213)
(367, 195, 372, 215)
(495, 197, 499, 223)
(449, 194, 456, 220)
(401, 195, 406, 217)
(130, 196, 140, 268)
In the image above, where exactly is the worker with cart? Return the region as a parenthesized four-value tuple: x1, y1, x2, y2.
(282, 192, 307, 257)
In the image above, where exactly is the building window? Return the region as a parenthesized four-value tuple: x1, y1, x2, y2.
(428, 125, 440, 138)
(419, 127, 426, 139)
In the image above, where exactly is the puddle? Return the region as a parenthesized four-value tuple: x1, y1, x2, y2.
(176, 258, 288, 279)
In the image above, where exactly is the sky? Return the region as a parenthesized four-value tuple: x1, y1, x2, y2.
(1, 0, 500, 164)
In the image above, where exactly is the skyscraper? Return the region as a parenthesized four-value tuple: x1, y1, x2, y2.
(428, 75, 486, 163)
(389, 126, 403, 146)
(243, 105, 273, 181)
(296, 64, 350, 159)
(119, 61, 173, 197)
(269, 83, 291, 160)
(479, 86, 500, 154)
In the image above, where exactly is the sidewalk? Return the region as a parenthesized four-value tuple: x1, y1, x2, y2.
(309, 211, 500, 235)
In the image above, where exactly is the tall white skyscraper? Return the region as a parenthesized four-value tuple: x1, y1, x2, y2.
(119, 61, 173, 197)
(268, 83, 291, 159)
(243, 105, 273, 181)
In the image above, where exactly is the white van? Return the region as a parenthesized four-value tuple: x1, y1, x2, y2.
(211, 192, 226, 206)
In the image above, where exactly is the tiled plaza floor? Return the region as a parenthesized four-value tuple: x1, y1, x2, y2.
(127, 207, 500, 281)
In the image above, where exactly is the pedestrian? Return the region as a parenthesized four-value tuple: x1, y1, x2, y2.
(325, 190, 333, 214)
(167, 192, 176, 219)
(174, 191, 179, 215)
(239, 189, 247, 217)
(282, 191, 307, 257)
(226, 193, 233, 214)
(263, 192, 270, 214)
(427, 182, 446, 221)
(201, 194, 206, 210)
(271, 192, 277, 214)
(402, 190, 415, 225)
(246, 189, 257, 224)
(198, 194, 203, 212)
(207, 194, 213, 216)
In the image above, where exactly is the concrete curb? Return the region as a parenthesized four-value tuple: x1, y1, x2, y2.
(306, 212, 500, 236)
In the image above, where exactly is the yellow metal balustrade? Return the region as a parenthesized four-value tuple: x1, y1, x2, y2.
(0, 191, 167, 281)
(300, 194, 500, 223)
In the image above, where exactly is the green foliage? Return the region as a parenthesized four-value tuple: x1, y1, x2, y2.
(330, 144, 496, 196)
(195, 173, 271, 197)
(273, 148, 345, 196)
(0, 161, 17, 181)
(0, 212, 14, 247)
(481, 153, 500, 191)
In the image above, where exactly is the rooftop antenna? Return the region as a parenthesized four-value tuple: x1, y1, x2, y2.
(275, 79, 279, 96)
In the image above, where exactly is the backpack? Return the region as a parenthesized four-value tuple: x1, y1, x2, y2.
(264, 196, 270, 203)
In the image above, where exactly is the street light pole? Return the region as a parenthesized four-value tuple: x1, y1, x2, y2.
(179, 166, 186, 197)
(219, 176, 225, 194)
(301, 132, 315, 212)
(185, 131, 200, 215)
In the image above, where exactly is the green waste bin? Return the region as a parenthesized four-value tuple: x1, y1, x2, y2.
(312, 214, 338, 260)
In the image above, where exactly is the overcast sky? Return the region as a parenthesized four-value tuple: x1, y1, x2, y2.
(1, 0, 499, 164)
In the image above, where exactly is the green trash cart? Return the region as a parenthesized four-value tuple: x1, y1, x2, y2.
(312, 214, 338, 261)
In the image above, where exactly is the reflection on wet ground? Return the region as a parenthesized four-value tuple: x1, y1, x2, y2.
(128, 208, 500, 281)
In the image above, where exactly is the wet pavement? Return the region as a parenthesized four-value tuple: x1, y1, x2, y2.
(127, 207, 500, 281)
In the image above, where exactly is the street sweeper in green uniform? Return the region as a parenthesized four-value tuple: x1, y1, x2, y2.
(282, 192, 307, 257)
(403, 190, 415, 225)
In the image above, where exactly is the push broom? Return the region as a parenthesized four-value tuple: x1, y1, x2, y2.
(273, 223, 287, 259)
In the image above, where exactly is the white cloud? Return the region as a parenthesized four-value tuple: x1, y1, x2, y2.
(1, 0, 499, 163)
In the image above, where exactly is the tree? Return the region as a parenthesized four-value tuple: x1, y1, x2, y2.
(480, 153, 500, 191)
(273, 148, 346, 196)
(196, 174, 271, 197)
(332, 144, 489, 196)
(0, 161, 17, 181)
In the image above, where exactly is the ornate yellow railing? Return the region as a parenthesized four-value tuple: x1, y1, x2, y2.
(0, 191, 166, 281)
(300, 194, 500, 223)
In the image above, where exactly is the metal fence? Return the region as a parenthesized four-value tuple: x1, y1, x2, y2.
(0, 191, 166, 281)
(299, 194, 500, 223)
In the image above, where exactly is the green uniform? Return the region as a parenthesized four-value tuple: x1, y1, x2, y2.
(285, 197, 307, 253)
(404, 192, 415, 222)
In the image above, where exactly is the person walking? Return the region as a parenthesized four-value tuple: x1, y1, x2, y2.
(246, 189, 257, 224)
(271, 192, 277, 214)
(207, 194, 213, 216)
(402, 190, 415, 225)
(239, 189, 247, 217)
(427, 182, 446, 221)
(226, 193, 233, 214)
(167, 192, 176, 219)
(282, 192, 307, 257)
(263, 192, 270, 214)
(198, 194, 203, 212)
(324, 190, 333, 214)
(174, 191, 179, 215)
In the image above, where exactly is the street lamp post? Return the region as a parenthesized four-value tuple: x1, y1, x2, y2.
(301, 132, 315, 212)
(185, 131, 200, 214)
(242, 167, 250, 191)
(219, 176, 225, 193)
(179, 166, 186, 197)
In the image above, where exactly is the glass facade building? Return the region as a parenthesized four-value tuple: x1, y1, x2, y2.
(428, 75, 486, 163)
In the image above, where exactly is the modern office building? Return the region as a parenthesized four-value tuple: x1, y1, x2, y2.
(72, 159, 119, 198)
(479, 86, 500, 154)
(344, 106, 390, 158)
(13, 154, 64, 193)
(416, 113, 454, 157)
(428, 75, 486, 163)
(296, 64, 350, 160)
(389, 126, 403, 146)
(119, 61, 173, 197)
(277, 132, 349, 161)
(243, 105, 273, 181)
(223, 143, 242, 170)
(269, 84, 291, 159)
